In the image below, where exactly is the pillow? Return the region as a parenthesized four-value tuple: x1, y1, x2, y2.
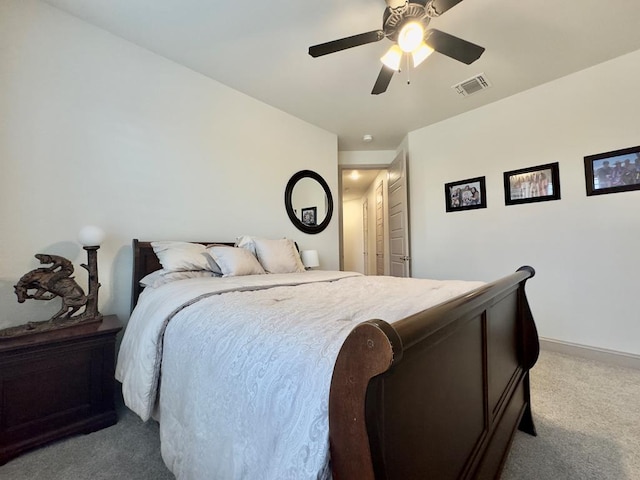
(151, 241, 212, 272)
(204, 243, 232, 276)
(203, 253, 223, 276)
(140, 269, 216, 288)
(206, 246, 265, 277)
(252, 238, 305, 274)
(235, 235, 257, 256)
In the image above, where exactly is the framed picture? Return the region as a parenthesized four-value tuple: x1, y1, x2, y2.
(444, 176, 487, 212)
(503, 162, 560, 206)
(301, 206, 317, 226)
(584, 145, 640, 196)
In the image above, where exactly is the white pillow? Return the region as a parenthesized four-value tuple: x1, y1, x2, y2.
(203, 253, 223, 276)
(206, 246, 265, 277)
(151, 241, 212, 272)
(253, 238, 305, 274)
(235, 235, 257, 256)
(140, 269, 216, 288)
(204, 243, 230, 276)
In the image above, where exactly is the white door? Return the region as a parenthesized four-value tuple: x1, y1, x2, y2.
(388, 151, 411, 277)
(362, 199, 369, 275)
(376, 180, 385, 275)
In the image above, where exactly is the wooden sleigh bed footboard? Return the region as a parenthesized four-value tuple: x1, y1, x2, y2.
(329, 266, 539, 480)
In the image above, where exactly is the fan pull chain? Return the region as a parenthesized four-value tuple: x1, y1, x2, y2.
(406, 54, 411, 85)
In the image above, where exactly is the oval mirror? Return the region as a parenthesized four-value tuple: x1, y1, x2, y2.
(284, 170, 333, 234)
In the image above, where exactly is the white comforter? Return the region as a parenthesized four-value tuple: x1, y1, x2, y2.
(116, 271, 485, 480)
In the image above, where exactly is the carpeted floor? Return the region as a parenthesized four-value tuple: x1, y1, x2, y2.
(1, 349, 638, 479)
(0, 403, 174, 480)
(502, 350, 640, 480)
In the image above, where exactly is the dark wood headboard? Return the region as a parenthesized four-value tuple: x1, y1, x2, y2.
(131, 239, 234, 313)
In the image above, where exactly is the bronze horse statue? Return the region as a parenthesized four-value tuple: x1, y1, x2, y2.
(14, 254, 88, 321)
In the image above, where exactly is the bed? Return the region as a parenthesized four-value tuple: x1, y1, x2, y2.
(117, 239, 539, 479)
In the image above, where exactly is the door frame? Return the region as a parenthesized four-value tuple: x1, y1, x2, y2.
(338, 164, 393, 273)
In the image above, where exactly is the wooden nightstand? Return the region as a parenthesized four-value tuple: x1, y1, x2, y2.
(0, 315, 122, 465)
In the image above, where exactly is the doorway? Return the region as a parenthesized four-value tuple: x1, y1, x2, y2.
(340, 167, 383, 274)
(339, 153, 410, 276)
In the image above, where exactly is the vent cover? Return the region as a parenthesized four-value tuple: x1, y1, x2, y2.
(452, 73, 491, 97)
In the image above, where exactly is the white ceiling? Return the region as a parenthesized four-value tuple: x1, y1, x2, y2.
(42, 0, 640, 151)
(342, 169, 382, 202)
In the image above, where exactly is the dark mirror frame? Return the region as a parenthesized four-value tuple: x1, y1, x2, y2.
(284, 170, 333, 234)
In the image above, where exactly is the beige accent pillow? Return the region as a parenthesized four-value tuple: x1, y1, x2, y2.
(206, 246, 265, 277)
(253, 238, 305, 274)
(151, 241, 211, 272)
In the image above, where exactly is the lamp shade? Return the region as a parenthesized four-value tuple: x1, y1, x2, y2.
(78, 225, 105, 247)
(300, 250, 320, 269)
(380, 45, 403, 71)
(412, 42, 434, 67)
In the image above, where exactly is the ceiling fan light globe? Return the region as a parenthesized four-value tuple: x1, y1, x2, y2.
(380, 45, 403, 71)
(398, 21, 424, 53)
(412, 42, 434, 67)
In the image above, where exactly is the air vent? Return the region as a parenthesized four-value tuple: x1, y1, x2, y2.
(452, 73, 491, 97)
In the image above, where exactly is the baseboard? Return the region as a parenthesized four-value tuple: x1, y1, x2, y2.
(540, 337, 640, 370)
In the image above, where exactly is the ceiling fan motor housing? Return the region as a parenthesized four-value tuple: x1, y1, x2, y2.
(383, 2, 432, 42)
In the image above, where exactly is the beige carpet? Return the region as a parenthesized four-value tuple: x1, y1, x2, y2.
(1, 350, 638, 479)
(502, 350, 640, 479)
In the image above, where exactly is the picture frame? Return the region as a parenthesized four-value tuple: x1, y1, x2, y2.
(503, 162, 560, 206)
(444, 176, 487, 212)
(301, 206, 317, 226)
(584, 145, 640, 196)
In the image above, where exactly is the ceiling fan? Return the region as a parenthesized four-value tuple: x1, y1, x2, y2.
(308, 0, 485, 95)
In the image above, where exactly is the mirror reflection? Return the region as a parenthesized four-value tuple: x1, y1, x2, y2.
(292, 177, 328, 225)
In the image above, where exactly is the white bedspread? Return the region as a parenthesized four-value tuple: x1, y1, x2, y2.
(116, 271, 485, 480)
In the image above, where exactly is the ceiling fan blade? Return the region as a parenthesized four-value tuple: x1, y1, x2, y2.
(424, 29, 485, 65)
(308, 30, 385, 58)
(429, 0, 465, 16)
(371, 65, 395, 95)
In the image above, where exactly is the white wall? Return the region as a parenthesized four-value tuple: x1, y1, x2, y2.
(338, 150, 396, 166)
(408, 49, 640, 356)
(342, 199, 364, 273)
(0, 0, 339, 330)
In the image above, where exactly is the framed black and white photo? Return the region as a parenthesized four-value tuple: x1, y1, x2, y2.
(301, 206, 317, 226)
(444, 176, 486, 212)
(503, 162, 560, 206)
(584, 145, 640, 196)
